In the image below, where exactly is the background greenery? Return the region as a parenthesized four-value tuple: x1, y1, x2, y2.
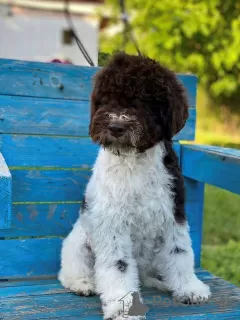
(99, 0, 240, 286)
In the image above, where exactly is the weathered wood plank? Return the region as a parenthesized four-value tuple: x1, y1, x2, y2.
(0, 135, 98, 169)
(0, 95, 196, 140)
(10, 144, 180, 203)
(0, 199, 199, 239)
(0, 269, 240, 319)
(2, 139, 180, 169)
(182, 144, 240, 194)
(0, 203, 80, 238)
(0, 238, 62, 279)
(0, 231, 201, 279)
(0, 59, 197, 106)
(0, 152, 12, 229)
(0, 59, 98, 100)
(0, 268, 215, 288)
(0, 96, 90, 136)
(12, 170, 91, 203)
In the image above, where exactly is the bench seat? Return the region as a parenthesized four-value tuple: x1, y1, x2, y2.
(1, 268, 240, 320)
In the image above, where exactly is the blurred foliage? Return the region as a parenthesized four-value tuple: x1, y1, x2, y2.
(202, 240, 240, 286)
(203, 185, 240, 246)
(100, 0, 240, 108)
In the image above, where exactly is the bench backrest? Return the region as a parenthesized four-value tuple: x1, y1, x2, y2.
(0, 59, 199, 279)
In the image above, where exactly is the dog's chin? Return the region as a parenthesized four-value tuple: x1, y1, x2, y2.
(102, 141, 137, 156)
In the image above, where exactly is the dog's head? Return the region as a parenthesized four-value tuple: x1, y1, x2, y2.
(89, 52, 189, 154)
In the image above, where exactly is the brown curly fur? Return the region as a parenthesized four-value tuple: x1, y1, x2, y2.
(90, 52, 189, 152)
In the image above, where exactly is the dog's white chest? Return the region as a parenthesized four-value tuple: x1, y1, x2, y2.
(86, 145, 174, 232)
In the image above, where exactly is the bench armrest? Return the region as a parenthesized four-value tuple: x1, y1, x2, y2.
(181, 144, 240, 194)
(0, 153, 12, 229)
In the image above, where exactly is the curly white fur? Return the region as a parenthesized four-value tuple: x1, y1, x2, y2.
(59, 142, 211, 319)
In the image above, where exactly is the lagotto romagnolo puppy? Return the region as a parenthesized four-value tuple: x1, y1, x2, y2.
(58, 53, 211, 319)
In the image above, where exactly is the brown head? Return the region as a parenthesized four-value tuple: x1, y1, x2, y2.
(89, 52, 189, 155)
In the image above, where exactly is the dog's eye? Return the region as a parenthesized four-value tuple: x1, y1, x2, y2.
(107, 113, 118, 119)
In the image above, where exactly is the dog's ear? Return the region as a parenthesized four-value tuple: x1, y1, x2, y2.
(168, 81, 189, 136)
(90, 69, 103, 121)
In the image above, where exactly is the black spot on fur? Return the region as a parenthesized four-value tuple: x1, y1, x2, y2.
(163, 140, 186, 224)
(157, 274, 164, 281)
(171, 246, 187, 254)
(116, 260, 128, 272)
(85, 243, 92, 252)
(81, 197, 88, 214)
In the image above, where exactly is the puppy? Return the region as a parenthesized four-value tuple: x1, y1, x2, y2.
(59, 53, 211, 319)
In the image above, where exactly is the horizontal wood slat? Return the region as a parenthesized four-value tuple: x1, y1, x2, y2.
(0, 202, 202, 240)
(182, 145, 240, 195)
(0, 59, 98, 100)
(0, 238, 62, 279)
(0, 234, 200, 279)
(0, 135, 99, 169)
(9, 144, 180, 203)
(2, 137, 180, 169)
(12, 170, 91, 203)
(0, 96, 90, 136)
(1, 178, 200, 240)
(0, 204, 80, 238)
(0, 59, 197, 106)
(0, 95, 196, 140)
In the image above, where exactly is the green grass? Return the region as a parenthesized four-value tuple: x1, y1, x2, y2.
(203, 185, 240, 245)
(195, 87, 240, 286)
(201, 185, 240, 286)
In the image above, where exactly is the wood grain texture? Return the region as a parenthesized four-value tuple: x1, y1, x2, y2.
(0, 269, 240, 319)
(182, 144, 240, 195)
(0, 231, 201, 279)
(0, 199, 201, 239)
(184, 178, 205, 267)
(0, 59, 98, 101)
(9, 144, 180, 203)
(0, 135, 98, 169)
(0, 95, 90, 136)
(12, 170, 91, 203)
(0, 238, 62, 279)
(0, 59, 197, 106)
(0, 152, 12, 229)
(2, 139, 180, 169)
(0, 95, 196, 140)
(0, 203, 80, 237)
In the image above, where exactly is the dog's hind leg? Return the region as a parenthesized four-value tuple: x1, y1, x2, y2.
(58, 218, 95, 296)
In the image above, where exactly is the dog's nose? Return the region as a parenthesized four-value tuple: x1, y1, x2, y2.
(108, 123, 125, 137)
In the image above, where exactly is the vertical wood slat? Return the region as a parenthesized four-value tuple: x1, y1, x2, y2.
(184, 177, 205, 267)
(0, 152, 12, 229)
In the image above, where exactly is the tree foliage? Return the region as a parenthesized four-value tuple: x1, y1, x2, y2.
(100, 0, 240, 106)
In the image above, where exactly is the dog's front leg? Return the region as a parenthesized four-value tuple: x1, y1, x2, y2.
(152, 220, 211, 303)
(93, 229, 143, 320)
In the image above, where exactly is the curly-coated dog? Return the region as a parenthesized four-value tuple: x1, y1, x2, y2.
(59, 52, 211, 319)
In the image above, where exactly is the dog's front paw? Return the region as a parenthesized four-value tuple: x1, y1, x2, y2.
(173, 278, 211, 304)
(59, 272, 95, 296)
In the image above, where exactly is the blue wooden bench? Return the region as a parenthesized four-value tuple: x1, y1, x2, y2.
(0, 59, 240, 319)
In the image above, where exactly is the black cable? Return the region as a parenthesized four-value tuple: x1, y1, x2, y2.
(119, 0, 142, 56)
(65, 0, 95, 66)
